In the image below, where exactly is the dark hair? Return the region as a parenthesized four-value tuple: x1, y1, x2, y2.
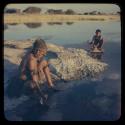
(32, 39, 47, 55)
(96, 29, 101, 33)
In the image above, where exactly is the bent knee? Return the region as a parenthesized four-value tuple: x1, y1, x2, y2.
(39, 59, 48, 68)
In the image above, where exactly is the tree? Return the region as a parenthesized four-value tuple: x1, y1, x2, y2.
(65, 9, 76, 15)
(116, 11, 120, 15)
(23, 7, 41, 14)
(5, 8, 21, 14)
(89, 11, 97, 15)
(84, 12, 89, 15)
(97, 12, 101, 15)
(46, 9, 54, 14)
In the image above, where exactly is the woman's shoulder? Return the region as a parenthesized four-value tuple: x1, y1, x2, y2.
(28, 53, 37, 63)
(28, 53, 34, 59)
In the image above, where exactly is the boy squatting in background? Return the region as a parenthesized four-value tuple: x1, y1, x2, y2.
(89, 29, 104, 50)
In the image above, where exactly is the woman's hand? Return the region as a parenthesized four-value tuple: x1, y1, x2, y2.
(31, 81, 37, 89)
(20, 74, 27, 80)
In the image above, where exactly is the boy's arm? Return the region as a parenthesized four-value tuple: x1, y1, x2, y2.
(89, 35, 95, 44)
(101, 36, 104, 45)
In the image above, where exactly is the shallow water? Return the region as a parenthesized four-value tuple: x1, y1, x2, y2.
(4, 21, 121, 44)
(4, 21, 121, 121)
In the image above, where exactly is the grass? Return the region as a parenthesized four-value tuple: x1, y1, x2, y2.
(4, 14, 120, 24)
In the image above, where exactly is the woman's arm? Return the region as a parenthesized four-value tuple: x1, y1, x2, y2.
(42, 61, 54, 87)
(43, 66, 53, 87)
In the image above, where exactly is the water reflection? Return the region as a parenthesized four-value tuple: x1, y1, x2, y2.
(47, 22, 74, 26)
(47, 22, 63, 25)
(24, 23, 42, 28)
(66, 22, 74, 25)
(5, 21, 121, 42)
(7, 23, 18, 26)
(4, 24, 8, 30)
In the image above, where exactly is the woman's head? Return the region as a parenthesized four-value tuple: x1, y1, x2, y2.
(32, 39, 47, 57)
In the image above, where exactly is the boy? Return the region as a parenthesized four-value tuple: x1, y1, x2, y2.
(89, 29, 103, 50)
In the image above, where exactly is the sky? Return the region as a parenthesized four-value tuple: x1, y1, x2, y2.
(6, 4, 120, 13)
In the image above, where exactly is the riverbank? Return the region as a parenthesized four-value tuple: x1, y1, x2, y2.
(4, 14, 120, 24)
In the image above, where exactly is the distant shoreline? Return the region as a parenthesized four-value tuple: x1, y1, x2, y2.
(4, 14, 120, 24)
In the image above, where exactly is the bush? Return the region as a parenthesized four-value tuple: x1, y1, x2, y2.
(23, 7, 41, 14)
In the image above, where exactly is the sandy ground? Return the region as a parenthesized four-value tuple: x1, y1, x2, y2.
(4, 14, 120, 24)
(4, 39, 108, 82)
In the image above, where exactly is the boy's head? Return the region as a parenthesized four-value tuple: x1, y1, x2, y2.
(32, 39, 47, 57)
(95, 29, 101, 36)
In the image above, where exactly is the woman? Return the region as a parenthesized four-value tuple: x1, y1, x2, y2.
(19, 39, 55, 104)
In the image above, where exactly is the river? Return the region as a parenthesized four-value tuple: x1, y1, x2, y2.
(4, 20, 121, 121)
